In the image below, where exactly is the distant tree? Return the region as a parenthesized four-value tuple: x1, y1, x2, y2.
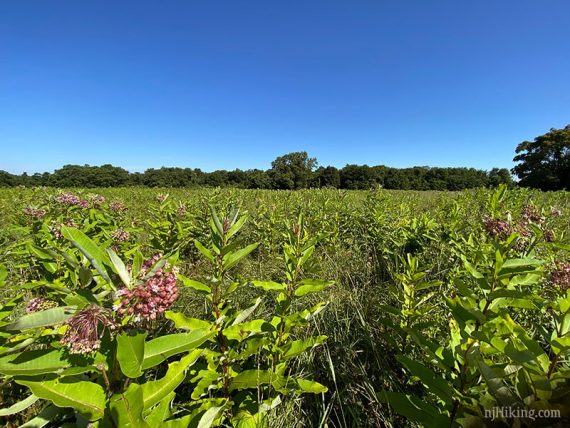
(487, 168, 513, 187)
(340, 164, 376, 189)
(89, 165, 130, 187)
(227, 169, 249, 188)
(384, 168, 410, 190)
(0, 170, 16, 187)
(269, 152, 317, 190)
(404, 167, 429, 190)
(1, 154, 513, 191)
(49, 165, 90, 187)
(512, 125, 570, 190)
(314, 166, 340, 188)
(244, 169, 271, 189)
(204, 170, 229, 187)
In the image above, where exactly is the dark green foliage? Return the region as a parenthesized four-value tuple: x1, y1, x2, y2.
(313, 166, 341, 188)
(268, 151, 318, 190)
(4, 152, 511, 190)
(512, 125, 570, 190)
(0, 171, 17, 187)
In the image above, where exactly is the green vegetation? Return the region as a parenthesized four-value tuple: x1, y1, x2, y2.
(0, 153, 512, 191)
(512, 125, 570, 191)
(0, 185, 569, 427)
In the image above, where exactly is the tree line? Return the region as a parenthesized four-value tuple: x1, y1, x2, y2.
(0, 152, 513, 190)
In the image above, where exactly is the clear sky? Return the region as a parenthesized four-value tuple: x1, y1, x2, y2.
(1, 0, 569, 174)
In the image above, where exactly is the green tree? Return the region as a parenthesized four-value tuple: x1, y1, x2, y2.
(0, 170, 16, 187)
(269, 152, 317, 190)
(314, 166, 340, 188)
(487, 168, 513, 187)
(340, 164, 376, 189)
(512, 125, 570, 190)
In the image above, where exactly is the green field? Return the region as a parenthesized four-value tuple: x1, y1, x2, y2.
(0, 186, 569, 427)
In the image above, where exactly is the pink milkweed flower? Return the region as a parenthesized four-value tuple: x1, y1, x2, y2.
(551, 262, 570, 292)
(114, 255, 178, 323)
(60, 305, 117, 354)
(110, 229, 130, 242)
(482, 216, 512, 240)
(23, 207, 47, 219)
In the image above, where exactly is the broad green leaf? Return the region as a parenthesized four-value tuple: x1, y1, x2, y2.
(229, 369, 274, 391)
(0, 337, 35, 356)
(295, 378, 328, 393)
(396, 355, 454, 405)
(0, 394, 39, 416)
(19, 404, 61, 428)
(194, 240, 214, 262)
(222, 243, 259, 270)
(162, 415, 194, 428)
(0, 264, 7, 284)
(144, 391, 174, 426)
(4, 306, 75, 331)
(0, 294, 23, 322)
(552, 336, 570, 355)
(117, 331, 147, 378)
(0, 349, 72, 376)
(209, 205, 224, 236)
(177, 274, 211, 293)
(142, 330, 214, 369)
(232, 297, 262, 325)
(17, 377, 106, 421)
(191, 369, 220, 399)
(141, 350, 202, 410)
(299, 245, 315, 267)
(250, 280, 285, 291)
(78, 266, 93, 287)
(498, 258, 543, 277)
(61, 226, 112, 284)
(106, 248, 131, 287)
(110, 383, 149, 428)
(132, 250, 144, 279)
(232, 410, 258, 428)
(281, 336, 327, 359)
(197, 405, 224, 428)
(165, 311, 213, 331)
(377, 390, 447, 428)
(224, 320, 274, 342)
(488, 289, 538, 300)
(509, 273, 542, 286)
(294, 279, 333, 297)
(476, 359, 521, 407)
(226, 214, 248, 240)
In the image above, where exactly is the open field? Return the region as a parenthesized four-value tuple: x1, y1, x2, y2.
(0, 186, 569, 427)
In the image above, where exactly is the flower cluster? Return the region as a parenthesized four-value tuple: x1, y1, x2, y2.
(60, 305, 117, 354)
(550, 207, 561, 217)
(88, 194, 106, 205)
(483, 216, 512, 240)
(521, 204, 543, 224)
(156, 194, 168, 203)
(109, 201, 127, 212)
(551, 262, 570, 292)
(110, 229, 130, 242)
(23, 207, 47, 219)
(114, 254, 178, 322)
(52, 218, 78, 240)
(55, 192, 80, 205)
(543, 229, 555, 242)
(176, 205, 187, 216)
(25, 297, 58, 313)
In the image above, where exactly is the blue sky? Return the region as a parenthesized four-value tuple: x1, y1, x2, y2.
(1, 0, 569, 174)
